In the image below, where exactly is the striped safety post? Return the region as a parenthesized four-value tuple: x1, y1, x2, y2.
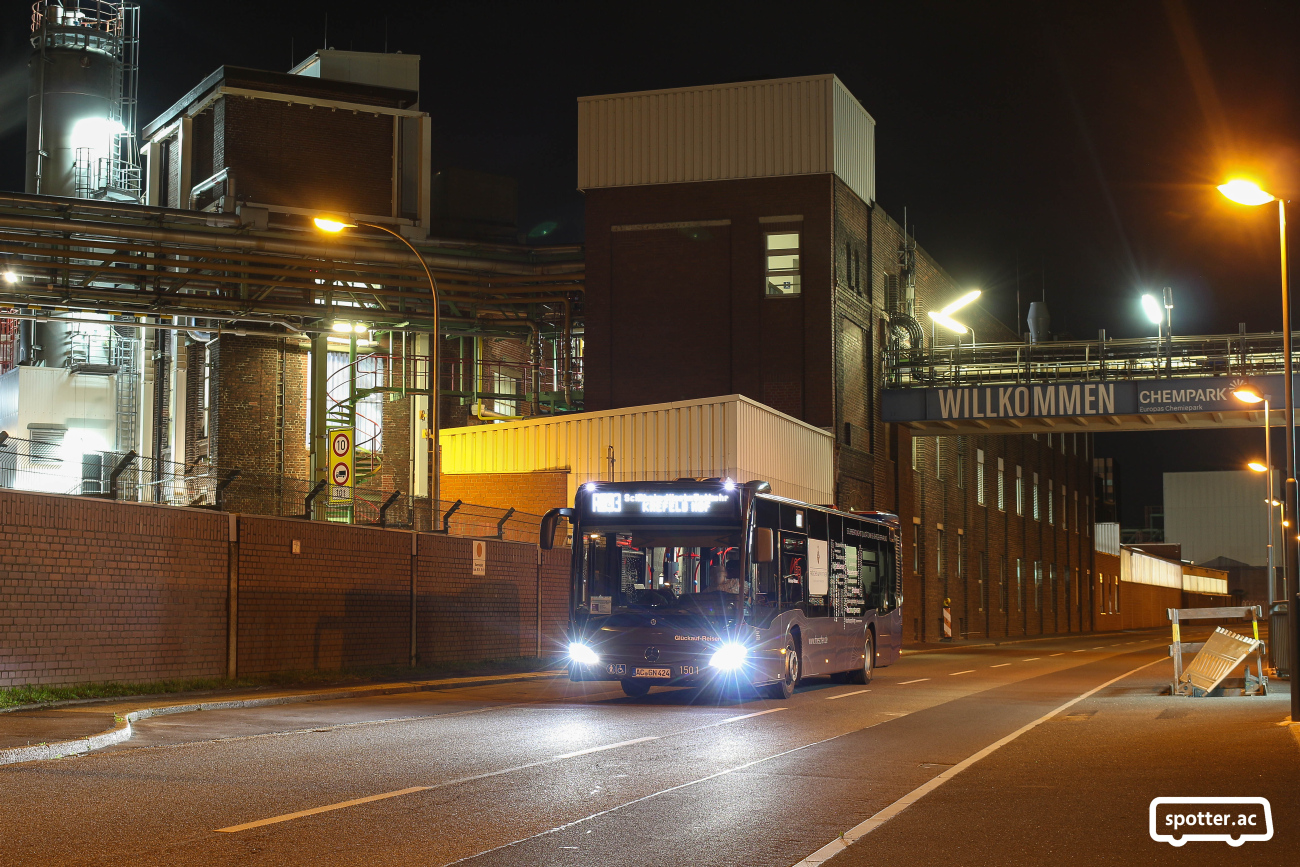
(942, 597, 953, 642)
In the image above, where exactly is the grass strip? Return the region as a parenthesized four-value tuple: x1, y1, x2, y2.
(1, 656, 563, 711)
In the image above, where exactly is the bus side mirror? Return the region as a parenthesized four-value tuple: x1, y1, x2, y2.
(751, 527, 774, 563)
(539, 508, 574, 550)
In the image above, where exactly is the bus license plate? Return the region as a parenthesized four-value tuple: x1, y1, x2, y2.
(635, 667, 671, 678)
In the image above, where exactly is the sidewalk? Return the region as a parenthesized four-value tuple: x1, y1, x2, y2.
(0, 668, 565, 765)
(900, 626, 1174, 655)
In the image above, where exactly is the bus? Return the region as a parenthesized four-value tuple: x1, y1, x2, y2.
(540, 478, 903, 699)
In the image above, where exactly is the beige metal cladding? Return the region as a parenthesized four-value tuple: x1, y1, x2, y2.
(1163, 469, 1273, 567)
(577, 74, 875, 205)
(1120, 546, 1228, 595)
(439, 394, 834, 505)
(1094, 521, 1120, 555)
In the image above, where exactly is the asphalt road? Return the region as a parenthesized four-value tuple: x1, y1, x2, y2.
(1, 629, 1294, 867)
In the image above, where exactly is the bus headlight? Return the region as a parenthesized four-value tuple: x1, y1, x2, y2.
(709, 643, 749, 670)
(568, 642, 600, 665)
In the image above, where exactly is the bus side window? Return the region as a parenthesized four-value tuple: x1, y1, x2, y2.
(861, 543, 881, 611)
(780, 533, 806, 612)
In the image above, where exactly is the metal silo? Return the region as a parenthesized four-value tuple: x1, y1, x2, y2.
(25, 1, 140, 200)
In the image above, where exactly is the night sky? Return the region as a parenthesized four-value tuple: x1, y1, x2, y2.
(2, 1, 1298, 526)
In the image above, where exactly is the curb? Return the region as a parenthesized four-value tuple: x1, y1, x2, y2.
(0, 669, 565, 768)
(900, 627, 1175, 656)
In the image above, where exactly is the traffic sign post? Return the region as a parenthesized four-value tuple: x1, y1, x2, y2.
(328, 428, 354, 510)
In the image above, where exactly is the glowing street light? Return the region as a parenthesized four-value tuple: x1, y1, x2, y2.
(927, 289, 981, 349)
(1220, 176, 1295, 692)
(1218, 179, 1275, 207)
(1141, 294, 1162, 324)
(316, 213, 443, 513)
(1249, 461, 1269, 473)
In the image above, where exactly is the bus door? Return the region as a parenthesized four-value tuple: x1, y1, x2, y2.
(861, 535, 902, 663)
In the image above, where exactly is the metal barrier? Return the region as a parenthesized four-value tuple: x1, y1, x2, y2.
(1168, 606, 1268, 697)
(1268, 600, 1289, 677)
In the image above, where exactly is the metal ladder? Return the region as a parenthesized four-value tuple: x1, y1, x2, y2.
(112, 328, 139, 454)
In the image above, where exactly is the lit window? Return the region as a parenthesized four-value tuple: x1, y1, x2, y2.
(976, 449, 985, 506)
(765, 232, 801, 295)
(1048, 480, 1055, 525)
(1015, 466, 1024, 516)
(1032, 473, 1040, 521)
(997, 458, 1005, 511)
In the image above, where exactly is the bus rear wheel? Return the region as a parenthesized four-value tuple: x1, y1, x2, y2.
(621, 679, 652, 697)
(765, 640, 800, 700)
(847, 633, 874, 684)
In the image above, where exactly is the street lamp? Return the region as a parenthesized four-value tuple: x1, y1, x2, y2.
(1237, 388, 1281, 670)
(315, 215, 442, 519)
(927, 289, 981, 350)
(1220, 178, 1296, 696)
(1141, 288, 1174, 372)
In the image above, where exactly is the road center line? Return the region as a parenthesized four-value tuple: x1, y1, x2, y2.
(1072, 649, 1087, 653)
(723, 708, 788, 722)
(553, 736, 659, 760)
(791, 655, 1166, 867)
(949, 670, 975, 676)
(897, 678, 930, 685)
(1022, 658, 1040, 661)
(825, 690, 870, 700)
(217, 787, 431, 833)
(991, 664, 1011, 668)
(1049, 653, 1064, 657)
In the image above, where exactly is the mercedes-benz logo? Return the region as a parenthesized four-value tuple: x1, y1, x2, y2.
(644, 646, 660, 662)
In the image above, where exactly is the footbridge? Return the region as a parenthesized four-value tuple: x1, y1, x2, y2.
(882, 332, 1294, 435)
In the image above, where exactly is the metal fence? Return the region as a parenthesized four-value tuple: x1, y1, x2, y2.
(0, 432, 546, 542)
(885, 331, 1293, 389)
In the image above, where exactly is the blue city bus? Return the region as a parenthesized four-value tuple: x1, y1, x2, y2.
(540, 479, 903, 698)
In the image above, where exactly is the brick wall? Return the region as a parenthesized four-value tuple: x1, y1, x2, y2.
(0, 491, 228, 688)
(236, 516, 411, 674)
(439, 471, 569, 515)
(0, 489, 574, 687)
(219, 95, 395, 217)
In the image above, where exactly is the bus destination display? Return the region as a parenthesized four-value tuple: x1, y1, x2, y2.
(589, 490, 731, 515)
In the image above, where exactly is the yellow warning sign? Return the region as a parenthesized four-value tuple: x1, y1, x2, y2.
(329, 428, 354, 502)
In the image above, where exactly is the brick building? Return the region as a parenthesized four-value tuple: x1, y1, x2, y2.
(578, 75, 1096, 642)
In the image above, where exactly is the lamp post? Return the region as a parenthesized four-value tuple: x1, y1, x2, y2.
(1237, 389, 1279, 617)
(315, 216, 441, 522)
(1220, 180, 1296, 700)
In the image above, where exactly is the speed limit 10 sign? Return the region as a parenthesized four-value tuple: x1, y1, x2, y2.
(328, 428, 354, 503)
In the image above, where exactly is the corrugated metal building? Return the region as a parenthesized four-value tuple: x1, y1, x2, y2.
(578, 74, 875, 205)
(440, 394, 834, 507)
(1164, 470, 1277, 566)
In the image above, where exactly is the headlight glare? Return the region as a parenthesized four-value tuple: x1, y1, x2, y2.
(568, 642, 599, 665)
(709, 642, 749, 670)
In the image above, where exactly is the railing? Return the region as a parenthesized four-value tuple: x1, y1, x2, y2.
(0, 433, 547, 542)
(885, 332, 1291, 389)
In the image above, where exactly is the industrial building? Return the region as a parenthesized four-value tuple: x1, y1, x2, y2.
(5, 1, 582, 524)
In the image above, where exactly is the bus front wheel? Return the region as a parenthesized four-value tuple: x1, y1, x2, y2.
(765, 640, 801, 700)
(621, 679, 652, 697)
(848, 633, 874, 685)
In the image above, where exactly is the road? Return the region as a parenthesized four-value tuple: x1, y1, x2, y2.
(1, 629, 1295, 866)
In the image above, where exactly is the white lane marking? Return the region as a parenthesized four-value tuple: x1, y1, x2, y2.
(1072, 649, 1087, 653)
(723, 708, 788, 723)
(1092, 646, 1105, 650)
(897, 679, 930, 685)
(1022, 658, 1040, 661)
(217, 704, 785, 832)
(949, 670, 975, 676)
(218, 787, 431, 832)
(791, 656, 1165, 866)
(991, 664, 1011, 668)
(553, 736, 659, 760)
(825, 690, 871, 701)
(1049, 653, 1064, 657)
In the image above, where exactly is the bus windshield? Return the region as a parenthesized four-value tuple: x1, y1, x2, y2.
(575, 529, 744, 617)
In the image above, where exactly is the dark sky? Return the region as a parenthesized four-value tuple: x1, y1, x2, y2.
(2, 0, 1298, 525)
